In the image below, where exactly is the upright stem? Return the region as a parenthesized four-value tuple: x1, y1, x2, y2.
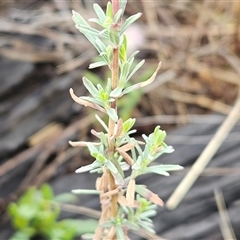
(108, 47, 119, 151)
(106, 0, 120, 231)
(112, 0, 119, 15)
(108, 21, 120, 219)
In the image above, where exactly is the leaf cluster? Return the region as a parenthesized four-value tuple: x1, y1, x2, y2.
(8, 184, 97, 240)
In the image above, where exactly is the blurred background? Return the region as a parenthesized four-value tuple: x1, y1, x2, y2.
(1, 0, 240, 239)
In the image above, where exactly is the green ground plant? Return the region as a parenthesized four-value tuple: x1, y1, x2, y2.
(8, 184, 97, 240)
(69, 0, 182, 239)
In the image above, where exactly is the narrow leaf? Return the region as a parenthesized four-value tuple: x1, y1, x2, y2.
(116, 225, 125, 240)
(110, 87, 123, 98)
(126, 59, 145, 82)
(82, 77, 99, 97)
(106, 108, 118, 122)
(89, 61, 108, 69)
(72, 189, 101, 194)
(69, 88, 106, 113)
(93, 3, 106, 23)
(114, 9, 123, 23)
(75, 161, 100, 173)
(120, 12, 142, 35)
(123, 62, 162, 95)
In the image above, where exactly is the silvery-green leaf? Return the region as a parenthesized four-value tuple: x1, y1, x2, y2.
(153, 146, 174, 159)
(139, 210, 157, 218)
(75, 25, 100, 37)
(93, 3, 106, 23)
(123, 221, 139, 231)
(154, 164, 183, 172)
(100, 221, 113, 228)
(142, 167, 169, 176)
(109, 29, 119, 45)
(90, 167, 103, 174)
(120, 13, 142, 35)
(119, 62, 130, 86)
(110, 87, 123, 98)
(82, 77, 99, 97)
(72, 189, 101, 194)
(120, 0, 127, 13)
(88, 18, 103, 27)
(116, 225, 125, 240)
(72, 10, 89, 27)
(138, 222, 155, 233)
(87, 142, 99, 154)
(75, 161, 100, 173)
(128, 50, 139, 63)
(114, 9, 123, 23)
(123, 62, 161, 95)
(95, 38, 107, 52)
(106, 108, 118, 122)
(142, 134, 151, 145)
(80, 96, 104, 107)
(89, 61, 108, 69)
(126, 59, 145, 82)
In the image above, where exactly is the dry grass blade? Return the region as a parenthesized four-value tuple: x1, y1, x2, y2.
(159, 87, 232, 115)
(166, 96, 240, 210)
(214, 189, 237, 240)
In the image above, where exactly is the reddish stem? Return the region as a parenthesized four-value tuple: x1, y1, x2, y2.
(112, 0, 119, 15)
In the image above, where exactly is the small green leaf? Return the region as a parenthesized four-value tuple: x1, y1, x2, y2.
(119, 35, 128, 63)
(106, 108, 118, 122)
(126, 59, 145, 82)
(88, 18, 103, 27)
(41, 184, 53, 200)
(123, 118, 136, 133)
(75, 161, 101, 173)
(123, 220, 139, 231)
(109, 29, 119, 45)
(110, 87, 123, 98)
(120, 12, 142, 35)
(116, 225, 125, 239)
(139, 210, 157, 218)
(114, 9, 123, 23)
(82, 77, 99, 98)
(89, 61, 107, 69)
(120, 0, 127, 14)
(93, 3, 106, 23)
(80, 96, 104, 107)
(100, 220, 114, 228)
(106, 2, 113, 20)
(95, 38, 107, 53)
